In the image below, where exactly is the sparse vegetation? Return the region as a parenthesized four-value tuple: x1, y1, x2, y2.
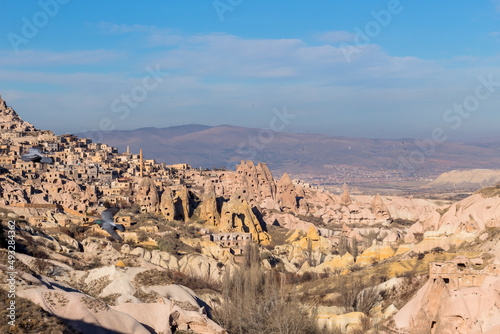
(476, 183, 500, 198)
(32, 258, 57, 276)
(133, 268, 220, 292)
(101, 293, 121, 306)
(137, 229, 148, 242)
(0, 292, 81, 334)
(157, 233, 195, 255)
(66, 223, 87, 240)
(213, 264, 331, 334)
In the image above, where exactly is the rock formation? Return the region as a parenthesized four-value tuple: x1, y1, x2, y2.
(340, 183, 352, 206)
(199, 184, 221, 226)
(220, 191, 271, 244)
(276, 172, 307, 213)
(0, 93, 36, 132)
(394, 257, 500, 333)
(236, 160, 277, 202)
(135, 177, 159, 213)
(371, 194, 391, 221)
(160, 187, 176, 220)
(174, 185, 191, 222)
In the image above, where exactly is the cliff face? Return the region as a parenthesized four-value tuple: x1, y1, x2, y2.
(219, 191, 271, 245)
(135, 177, 159, 213)
(394, 257, 500, 334)
(198, 184, 220, 227)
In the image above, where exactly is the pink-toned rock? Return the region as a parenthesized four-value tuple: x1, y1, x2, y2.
(394, 258, 500, 334)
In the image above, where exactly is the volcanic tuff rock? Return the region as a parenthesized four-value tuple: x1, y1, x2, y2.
(9, 252, 227, 334)
(199, 184, 221, 226)
(136, 177, 160, 213)
(0, 93, 36, 132)
(436, 193, 500, 235)
(219, 191, 271, 245)
(276, 172, 308, 214)
(340, 183, 352, 206)
(160, 187, 176, 220)
(355, 243, 396, 266)
(235, 160, 277, 201)
(371, 194, 391, 221)
(175, 185, 191, 222)
(18, 287, 151, 334)
(394, 257, 500, 333)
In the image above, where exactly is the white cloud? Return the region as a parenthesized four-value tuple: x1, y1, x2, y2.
(0, 49, 118, 67)
(1, 25, 500, 138)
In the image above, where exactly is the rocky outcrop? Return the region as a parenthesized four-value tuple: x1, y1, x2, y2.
(220, 192, 271, 245)
(356, 243, 395, 266)
(113, 299, 226, 334)
(83, 185, 98, 206)
(286, 226, 332, 251)
(18, 287, 150, 334)
(371, 194, 391, 221)
(317, 311, 364, 333)
(0, 93, 36, 132)
(175, 185, 191, 222)
(199, 184, 220, 226)
(276, 172, 308, 214)
(236, 160, 277, 202)
(394, 258, 500, 334)
(276, 172, 297, 211)
(340, 183, 352, 206)
(436, 193, 500, 235)
(427, 169, 500, 191)
(135, 177, 159, 213)
(159, 185, 191, 222)
(312, 253, 355, 273)
(160, 187, 176, 220)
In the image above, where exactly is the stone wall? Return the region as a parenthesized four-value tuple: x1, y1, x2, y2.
(210, 232, 251, 248)
(429, 260, 500, 289)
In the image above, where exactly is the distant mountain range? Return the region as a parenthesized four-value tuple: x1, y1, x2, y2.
(76, 125, 500, 181)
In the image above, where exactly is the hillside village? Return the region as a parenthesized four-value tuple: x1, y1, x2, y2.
(1, 93, 500, 334)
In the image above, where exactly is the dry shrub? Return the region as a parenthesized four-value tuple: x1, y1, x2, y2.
(212, 263, 331, 334)
(32, 258, 55, 276)
(359, 314, 371, 331)
(133, 269, 173, 286)
(134, 269, 219, 292)
(137, 230, 149, 242)
(101, 293, 121, 306)
(157, 233, 194, 255)
(355, 286, 382, 315)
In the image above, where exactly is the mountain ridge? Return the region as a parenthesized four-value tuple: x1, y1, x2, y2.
(75, 124, 500, 183)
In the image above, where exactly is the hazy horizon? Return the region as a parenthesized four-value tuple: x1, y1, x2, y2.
(69, 122, 500, 143)
(2, 1, 500, 140)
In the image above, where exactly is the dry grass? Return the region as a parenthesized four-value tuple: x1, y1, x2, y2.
(77, 276, 111, 299)
(100, 293, 121, 306)
(266, 225, 290, 248)
(133, 269, 173, 286)
(157, 233, 195, 255)
(476, 183, 500, 198)
(381, 275, 428, 310)
(212, 264, 332, 334)
(133, 268, 220, 293)
(133, 289, 159, 303)
(296, 251, 469, 308)
(0, 291, 81, 334)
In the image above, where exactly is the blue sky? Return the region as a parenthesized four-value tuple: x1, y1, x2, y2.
(1, 0, 500, 140)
